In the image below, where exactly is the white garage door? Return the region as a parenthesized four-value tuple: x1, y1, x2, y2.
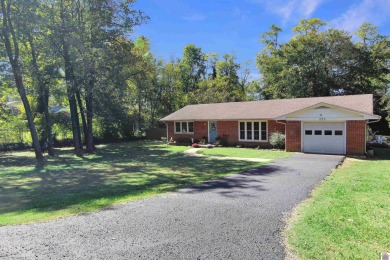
(302, 122, 345, 154)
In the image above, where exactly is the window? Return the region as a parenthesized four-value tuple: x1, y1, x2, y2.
(188, 122, 194, 133)
(254, 122, 259, 140)
(175, 122, 181, 132)
(246, 122, 252, 140)
(335, 130, 343, 136)
(315, 130, 322, 135)
(324, 130, 332, 135)
(174, 121, 194, 134)
(239, 121, 267, 141)
(240, 122, 245, 139)
(261, 122, 267, 140)
(305, 130, 312, 135)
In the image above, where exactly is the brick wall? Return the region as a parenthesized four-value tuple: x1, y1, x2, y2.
(167, 121, 208, 143)
(217, 121, 238, 145)
(346, 120, 366, 155)
(168, 120, 286, 147)
(268, 120, 286, 137)
(286, 121, 301, 152)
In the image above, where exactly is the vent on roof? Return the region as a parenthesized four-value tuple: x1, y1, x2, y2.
(314, 106, 330, 109)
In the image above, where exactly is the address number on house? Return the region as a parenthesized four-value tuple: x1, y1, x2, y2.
(319, 117, 326, 121)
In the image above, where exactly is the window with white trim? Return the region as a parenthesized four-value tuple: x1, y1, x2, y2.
(239, 121, 267, 141)
(174, 121, 194, 134)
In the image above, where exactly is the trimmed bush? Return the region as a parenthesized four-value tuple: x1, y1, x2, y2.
(269, 131, 285, 149)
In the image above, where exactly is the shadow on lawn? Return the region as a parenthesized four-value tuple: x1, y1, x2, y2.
(0, 142, 266, 215)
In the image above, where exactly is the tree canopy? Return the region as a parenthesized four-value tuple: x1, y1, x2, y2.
(257, 19, 389, 132)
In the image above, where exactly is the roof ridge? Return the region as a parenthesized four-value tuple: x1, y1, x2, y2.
(184, 94, 372, 106)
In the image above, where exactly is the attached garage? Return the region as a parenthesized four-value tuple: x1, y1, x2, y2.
(276, 100, 381, 155)
(302, 122, 345, 154)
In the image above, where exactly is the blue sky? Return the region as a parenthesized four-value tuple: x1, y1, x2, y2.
(133, 0, 390, 79)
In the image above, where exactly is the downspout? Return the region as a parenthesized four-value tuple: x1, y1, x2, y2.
(365, 117, 381, 153)
(164, 122, 168, 143)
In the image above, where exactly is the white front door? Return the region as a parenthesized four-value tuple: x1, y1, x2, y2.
(302, 122, 345, 154)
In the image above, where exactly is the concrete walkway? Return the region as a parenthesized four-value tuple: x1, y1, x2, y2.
(0, 154, 344, 259)
(183, 148, 272, 162)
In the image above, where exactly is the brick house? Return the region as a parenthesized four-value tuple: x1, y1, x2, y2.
(160, 94, 380, 155)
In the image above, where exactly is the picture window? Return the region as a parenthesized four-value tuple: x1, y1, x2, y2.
(239, 121, 267, 141)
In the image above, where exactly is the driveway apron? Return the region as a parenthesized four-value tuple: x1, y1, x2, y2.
(0, 153, 344, 259)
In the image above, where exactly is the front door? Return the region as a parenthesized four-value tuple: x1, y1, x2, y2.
(209, 121, 218, 143)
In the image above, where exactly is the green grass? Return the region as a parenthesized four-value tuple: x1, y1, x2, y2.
(197, 147, 293, 159)
(286, 147, 390, 259)
(0, 141, 285, 226)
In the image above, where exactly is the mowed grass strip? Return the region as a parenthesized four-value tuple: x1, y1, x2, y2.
(197, 147, 292, 159)
(286, 147, 390, 259)
(0, 141, 288, 226)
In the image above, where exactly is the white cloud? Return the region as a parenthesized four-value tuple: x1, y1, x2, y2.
(251, 0, 325, 23)
(300, 0, 323, 17)
(331, 0, 390, 33)
(275, 0, 296, 21)
(181, 14, 206, 22)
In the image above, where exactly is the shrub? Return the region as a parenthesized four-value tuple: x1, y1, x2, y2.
(269, 131, 285, 149)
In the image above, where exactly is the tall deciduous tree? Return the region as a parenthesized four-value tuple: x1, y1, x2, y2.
(0, 0, 44, 163)
(258, 19, 389, 99)
(19, 0, 55, 156)
(179, 44, 206, 93)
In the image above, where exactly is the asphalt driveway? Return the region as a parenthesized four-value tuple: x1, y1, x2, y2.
(0, 153, 344, 259)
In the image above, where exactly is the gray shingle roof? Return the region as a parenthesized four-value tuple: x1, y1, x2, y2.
(161, 94, 375, 121)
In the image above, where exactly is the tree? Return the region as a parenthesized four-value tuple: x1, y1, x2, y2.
(19, 0, 56, 156)
(45, 0, 148, 154)
(258, 19, 389, 98)
(0, 0, 44, 164)
(179, 44, 206, 93)
(73, 0, 148, 152)
(186, 53, 246, 104)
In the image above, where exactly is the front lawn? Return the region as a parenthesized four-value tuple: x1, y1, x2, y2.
(197, 147, 293, 159)
(0, 141, 267, 226)
(286, 147, 390, 259)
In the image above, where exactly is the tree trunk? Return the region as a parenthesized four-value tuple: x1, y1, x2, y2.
(61, 37, 83, 156)
(27, 33, 54, 156)
(85, 79, 94, 152)
(14, 70, 44, 163)
(60, 1, 82, 156)
(76, 90, 87, 145)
